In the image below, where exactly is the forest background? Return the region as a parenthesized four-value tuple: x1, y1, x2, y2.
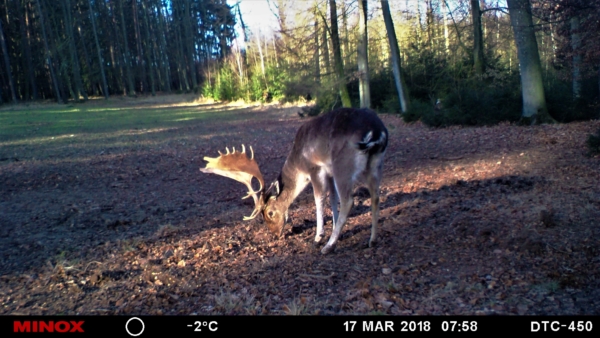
(0, 0, 599, 126)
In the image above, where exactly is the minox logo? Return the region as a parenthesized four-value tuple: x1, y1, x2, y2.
(13, 321, 85, 333)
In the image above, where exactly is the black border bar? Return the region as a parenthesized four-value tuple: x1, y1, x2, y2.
(2, 316, 598, 336)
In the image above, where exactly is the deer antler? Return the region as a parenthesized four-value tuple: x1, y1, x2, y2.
(200, 145, 265, 220)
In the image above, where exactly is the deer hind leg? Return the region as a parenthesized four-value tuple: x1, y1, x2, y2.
(310, 169, 328, 243)
(321, 175, 353, 255)
(327, 176, 339, 227)
(366, 153, 384, 248)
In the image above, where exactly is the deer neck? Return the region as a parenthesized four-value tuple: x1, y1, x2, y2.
(273, 161, 310, 210)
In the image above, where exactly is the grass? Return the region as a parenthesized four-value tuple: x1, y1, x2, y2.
(0, 97, 251, 144)
(0, 95, 271, 163)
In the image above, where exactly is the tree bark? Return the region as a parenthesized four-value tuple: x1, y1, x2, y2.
(507, 0, 553, 124)
(62, 0, 88, 101)
(381, 0, 409, 113)
(322, 15, 330, 75)
(341, 0, 350, 66)
(132, 0, 147, 93)
(183, 0, 197, 90)
(357, 0, 370, 108)
(0, 16, 18, 103)
(141, 1, 156, 96)
(471, 0, 485, 75)
(329, 0, 351, 107)
(21, 1, 38, 100)
(314, 16, 320, 84)
(157, 0, 172, 92)
(119, 0, 136, 96)
(35, 0, 63, 103)
(570, 16, 581, 100)
(88, 0, 109, 99)
(442, 0, 450, 56)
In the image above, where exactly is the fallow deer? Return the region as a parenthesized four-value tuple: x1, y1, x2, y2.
(200, 108, 388, 254)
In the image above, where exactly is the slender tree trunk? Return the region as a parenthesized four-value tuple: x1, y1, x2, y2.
(314, 17, 320, 84)
(357, 0, 370, 108)
(471, 0, 485, 75)
(184, 0, 197, 90)
(62, 0, 88, 101)
(35, 0, 63, 103)
(21, 2, 38, 100)
(322, 15, 331, 75)
(119, 0, 135, 96)
(157, 1, 171, 92)
(507, 0, 553, 124)
(415, 0, 423, 50)
(0, 16, 17, 103)
(570, 16, 581, 100)
(442, 0, 450, 56)
(88, 0, 109, 98)
(175, 30, 188, 91)
(236, 3, 249, 75)
(329, 0, 351, 107)
(141, 1, 156, 96)
(381, 0, 410, 113)
(108, 0, 125, 94)
(341, 0, 350, 65)
(75, 7, 95, 95)
(132, 0, 147, 93)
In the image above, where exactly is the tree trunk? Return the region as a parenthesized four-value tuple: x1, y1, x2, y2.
(119, 0, 136, 96)
(329, 0, 351, 107)
(21, 1, 38, 100)
(442, 0, 450, 56)
(471, 0, 485, 75)
(357, 0, 370, 108)
(35, 0, 63, 103)
(322, 15, 331, 75)
(381, 0, 409, 113)
(236, 3, 249, 77)
(132, 0, 147, 93)
(184, 0, 197, 90)
(341, 0, 350, 66)
(141, 1, 156, 96)
(507, 0, 553, 124)
(157, 1, 171, 92)
(570, 16, 581, 100)
(0, 16, 18, 103)
(88, 0, 109, 99)
(314, 17, 320, 84)
(62, 0, 88, 101)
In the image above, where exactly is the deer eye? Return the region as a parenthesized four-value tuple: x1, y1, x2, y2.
(267, 210, 275, 218)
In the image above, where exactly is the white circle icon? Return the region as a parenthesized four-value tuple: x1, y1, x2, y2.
(125, 317, 145, 336)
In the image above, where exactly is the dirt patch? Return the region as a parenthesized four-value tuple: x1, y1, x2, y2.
(1, 101, 599, 315)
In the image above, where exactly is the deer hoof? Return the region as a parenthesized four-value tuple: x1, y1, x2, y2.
(321, 244, 335, 255)
(368, 238, 378, 248)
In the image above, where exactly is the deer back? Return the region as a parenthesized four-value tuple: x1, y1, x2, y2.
(285, 108, 388, 173)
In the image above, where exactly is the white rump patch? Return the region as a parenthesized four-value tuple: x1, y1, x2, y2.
(363, 130, 386, 149)
(362, 131, 373, 144)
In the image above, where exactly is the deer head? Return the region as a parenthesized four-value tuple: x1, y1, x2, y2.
(200, 144, 289, 236)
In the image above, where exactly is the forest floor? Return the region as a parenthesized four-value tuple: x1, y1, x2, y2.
(1, 95, 599, 315)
